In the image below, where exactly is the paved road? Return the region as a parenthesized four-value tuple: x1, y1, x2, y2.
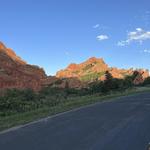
(0, 92, 150, 150)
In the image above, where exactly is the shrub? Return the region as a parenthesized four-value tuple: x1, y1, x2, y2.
(143, 77, 150, 85)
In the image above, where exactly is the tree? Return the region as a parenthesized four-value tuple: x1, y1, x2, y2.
(124, 76, 133, 88)
(104, 71, 113, 87)
(101, 71, 113, 93)
(89, 81, 103, 94)
(105, 71, 113, 81)
(132, 70, 140, 79)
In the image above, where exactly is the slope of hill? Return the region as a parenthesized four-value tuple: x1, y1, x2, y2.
(0, 42, 47, 91)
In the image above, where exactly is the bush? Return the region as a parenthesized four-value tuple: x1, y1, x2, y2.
(0, 89, 38, 114)
(89, 81, 103, 94)
(0, 71, 146, 117)
(143, 77, 150, 85)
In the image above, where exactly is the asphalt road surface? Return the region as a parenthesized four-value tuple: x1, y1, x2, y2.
(0, 92, 150, 150)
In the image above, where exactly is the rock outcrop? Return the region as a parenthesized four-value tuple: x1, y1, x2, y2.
(133, 70, 149, 85)
(0, 42, 47, 91)
(56, 57, 108, 79)
(0, 41, 149, 91)
(56, 57, 149, 86)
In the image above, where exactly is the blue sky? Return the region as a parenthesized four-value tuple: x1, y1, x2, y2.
(0, 0, 150, 75)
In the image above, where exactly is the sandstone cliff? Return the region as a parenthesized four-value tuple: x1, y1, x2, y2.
(0, 42, 47, 91)
(56, 57, 108, 79)
(56, 57, 149, 85)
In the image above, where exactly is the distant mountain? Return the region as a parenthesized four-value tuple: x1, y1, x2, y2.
(56, 57, 149, 83)
(56, 57, 108, 80)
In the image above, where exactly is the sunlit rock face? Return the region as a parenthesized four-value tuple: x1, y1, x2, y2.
(0, 42, 47, 91)
(0, 41, 149, 91)
(56, 57, 125, 80)
(56, 56, 149, 86)
(56, 57, 108, 78)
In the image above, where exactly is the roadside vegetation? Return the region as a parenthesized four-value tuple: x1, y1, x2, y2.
(0, 71, 150, 131)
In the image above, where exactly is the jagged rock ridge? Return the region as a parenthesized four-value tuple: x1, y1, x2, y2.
(56, 57, 149, 84)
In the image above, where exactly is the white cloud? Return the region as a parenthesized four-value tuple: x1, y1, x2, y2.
(135, 28, 143, 32)
(143, 49, 150, 53)
(97, 35, 109, 41)
(93, 24, 100, 28)
(117, 28, 150, 46)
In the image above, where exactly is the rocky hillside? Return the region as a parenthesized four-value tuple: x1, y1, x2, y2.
(56, 57, 108, 80)
(0, 41, 149, 91)
(0, 42, 47, 91)
(56, 57, 149, 83)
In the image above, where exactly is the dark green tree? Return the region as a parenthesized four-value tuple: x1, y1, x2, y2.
(101, 71, 113, 93)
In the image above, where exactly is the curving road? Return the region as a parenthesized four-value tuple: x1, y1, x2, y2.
(0, 92, 150, 150)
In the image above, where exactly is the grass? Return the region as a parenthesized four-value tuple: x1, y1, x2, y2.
(80, 72, 105, 82)
(0, 86, 150, 132)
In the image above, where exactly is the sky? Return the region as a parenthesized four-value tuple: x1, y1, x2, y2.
(0, 0, 150, 75)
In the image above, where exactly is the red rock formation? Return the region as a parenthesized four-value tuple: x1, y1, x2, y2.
(0, 42, 47, 91)
(56, 57, 149, 86)
(52, 77, 84, 89)
(0, 41, 149, 90)
(56, 57, 109, 78)
(133, 70, 149, 85)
